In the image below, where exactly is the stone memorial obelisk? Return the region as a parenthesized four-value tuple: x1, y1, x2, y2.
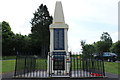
(48, 1, 70, 76)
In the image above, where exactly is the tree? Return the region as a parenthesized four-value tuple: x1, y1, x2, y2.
(80, 40, 86, 55)
(30, 4, 52, 57)
(2, 21, 33, 56)
(110, 41, 120, 53)
(99, 32, 112, 52)
(80, 40, 85, 48)
(80, 40, 95, 58)
(13, 34, 31, 54)
(100, 32, 112, 50)
(94, 41, 108, 53)
(101, 32, 112, 42)
(110, 41, 120, 60)
(2, 21, 14, 56)
(81, 32, 113, 57)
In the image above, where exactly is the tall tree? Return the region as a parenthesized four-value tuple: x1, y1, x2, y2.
(2, 21, 14, 56)
(30, 4, 52, 57)
(80, 40, 86, 48)
(101, 32, 112, 42)
(2, 21, 32, 56)
(100, 32, 112, 52)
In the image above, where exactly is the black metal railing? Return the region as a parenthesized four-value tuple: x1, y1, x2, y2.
(70, 53, 105, 78)
(14, 52, 48, 78)
(14, 52, 105, 78)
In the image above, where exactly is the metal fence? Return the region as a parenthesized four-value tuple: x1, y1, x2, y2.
(14, 53, 48, 78)
(14, 52, 105, 78)
(70, 54, 105, 78)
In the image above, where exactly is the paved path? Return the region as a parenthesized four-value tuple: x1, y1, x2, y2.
(1, 71, 120, 80)
(105, 72, 119, 78)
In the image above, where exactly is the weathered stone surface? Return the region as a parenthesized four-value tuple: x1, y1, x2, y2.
(53, 1, 65, 23)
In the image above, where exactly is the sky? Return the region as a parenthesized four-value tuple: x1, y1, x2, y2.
(0, 0, 119, 53)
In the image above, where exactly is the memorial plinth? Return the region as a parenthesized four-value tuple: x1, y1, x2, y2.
(48, 1, 70, 76)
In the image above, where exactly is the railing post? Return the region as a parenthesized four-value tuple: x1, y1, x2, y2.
(102, 56, 105, 76)
(69, 52, 72, 77)
(14, 52, 18, 77)
(76, 53, 78, 77)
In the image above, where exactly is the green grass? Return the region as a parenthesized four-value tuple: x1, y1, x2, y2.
(1, 59, 120, 75)
(2, 56, 16, 60)
(1, 60, 16, 73)
(36, 58, 47, 69)
(104, 62, 120, 75)
(71, 60, 102, 70)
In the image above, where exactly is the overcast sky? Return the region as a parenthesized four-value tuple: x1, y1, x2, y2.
(0, 0, 119, 52)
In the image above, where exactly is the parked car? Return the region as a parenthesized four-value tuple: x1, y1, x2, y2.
(94, 52, 118, 62)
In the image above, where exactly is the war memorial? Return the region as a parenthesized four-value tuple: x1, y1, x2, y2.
(14, 1, 105, 79)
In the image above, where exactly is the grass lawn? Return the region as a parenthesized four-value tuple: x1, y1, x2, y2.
(1, 60, 16, 73)
(104, 62, 120, 75)
(2, 56, 16, 60)
(1, 59, 120, 75)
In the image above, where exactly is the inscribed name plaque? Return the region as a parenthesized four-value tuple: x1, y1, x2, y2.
(53, 55, 65, 70)
(53, 52, 66, 70)
(54, 28, 64, 50)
